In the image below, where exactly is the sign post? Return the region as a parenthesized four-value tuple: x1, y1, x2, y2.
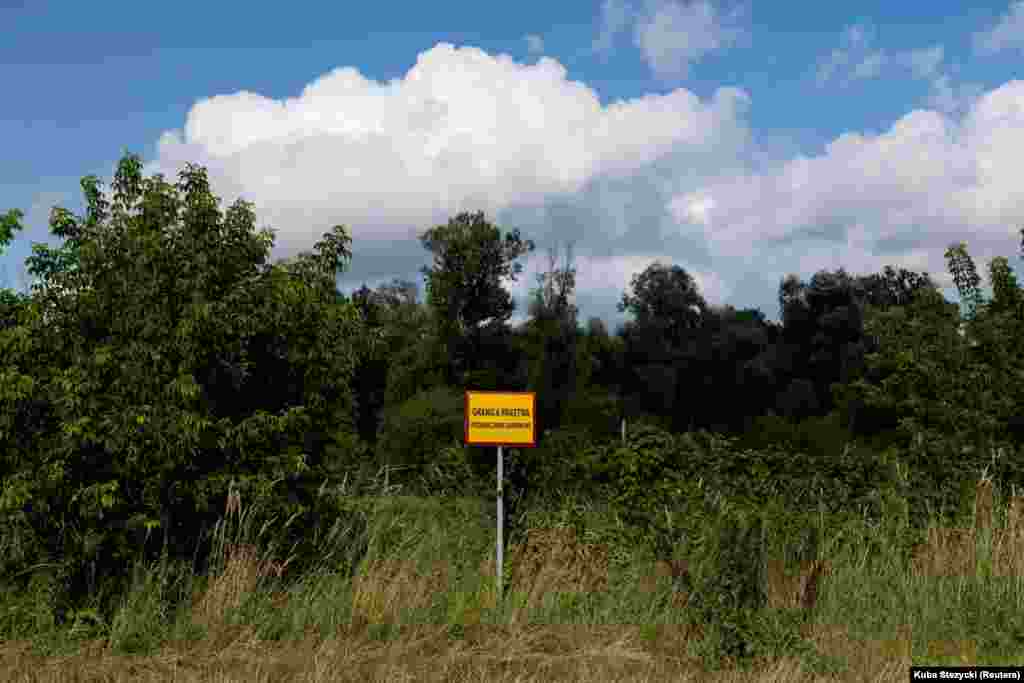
(464, 391, 536, 606)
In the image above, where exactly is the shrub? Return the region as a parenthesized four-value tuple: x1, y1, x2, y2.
(738, 413, 799, 452)
(578, 421, 687, 558)
(560, 390, 622, 441)
(0, 154, 366, 623)
(375, 386, 464, 475)
(685, 506, 769, 663)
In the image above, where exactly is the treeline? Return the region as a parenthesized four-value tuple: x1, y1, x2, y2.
(1, 153, 1023, 626)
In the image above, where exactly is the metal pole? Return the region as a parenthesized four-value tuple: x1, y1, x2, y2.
(497, 444, 504, 605)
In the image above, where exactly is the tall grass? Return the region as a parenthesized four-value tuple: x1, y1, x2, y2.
(3, 460, 1024, 681)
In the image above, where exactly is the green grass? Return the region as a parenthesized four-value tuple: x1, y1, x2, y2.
(3, 459, 1024, 681)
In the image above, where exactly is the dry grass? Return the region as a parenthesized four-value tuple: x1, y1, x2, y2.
(192, 486, 290, 633)
(350, 557, 452, 626)
(911, 478, 1024, 579)
(194, 544, 285, 628)
(766, 558, 831, 612)
(6, 477, 1024, 680)
(637, 558, 689, 611)
(486, 526, 612, 622)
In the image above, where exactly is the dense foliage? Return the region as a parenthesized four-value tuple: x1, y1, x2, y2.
(1, 152, 1023, 640)
(0, 158, 368, 617)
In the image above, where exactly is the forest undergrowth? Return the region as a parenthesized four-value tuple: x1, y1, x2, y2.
(3, 448, 1023, 682)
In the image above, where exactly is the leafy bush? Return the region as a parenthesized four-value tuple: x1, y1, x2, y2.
(560, 390, 622, 441)
(737, 413, 799, 452)
(375, 386, 464, 475)
(0, 155, 366, 622)
(571, 421, 687, 558)
(523, 425, 606, 494)
(685, 506, 769, 663)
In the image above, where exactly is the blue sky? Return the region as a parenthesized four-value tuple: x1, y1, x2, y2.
(2, 1, 1023, 328)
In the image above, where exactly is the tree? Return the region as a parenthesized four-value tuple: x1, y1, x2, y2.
(945, 242, 984, 322)
(982, 253, 1024, 327)
(0, 209, 33, 328)
(419, 210, 534, 386)
(581, 317, 626, 393)
(854, 265, 937, 312)
(680, 305, 777, 433)
(770, 268, 874, 422)
(523, 242, 579, 435)
(616, 262, 708, 426)
(527, 242, 578, 328)
(618, 262, 707, 350)
(0, 209, 24, 248)
(351, 279, 429, 445)
(0, 154, 367, 618)
(940, 238, 1024, 444)
(833, 233, 1024, 520)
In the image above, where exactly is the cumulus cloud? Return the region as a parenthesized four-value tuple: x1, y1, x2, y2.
(145, 41, 1023, 326)
(666, 81, 1024, 297)
(153, 45, 746, 232)
(974, 1, 1024, 55)
(148, 42, 752, 320)
(524, 34, 544, 55)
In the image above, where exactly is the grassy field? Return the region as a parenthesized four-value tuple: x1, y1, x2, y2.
(2, 466, 1023, 681)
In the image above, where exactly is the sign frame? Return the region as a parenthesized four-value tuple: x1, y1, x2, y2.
(464, 390, 537, 448)
(464, 389, 537, 607)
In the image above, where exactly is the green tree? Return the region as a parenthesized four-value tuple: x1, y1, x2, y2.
(0, 154, 367, 617)
(854, 265, 937, 312)
(616, 261, 708, 425)
(986, 255, 1024, 320)
(351, 278, 432, 445)
(618, 261, 707, 350)
(0, 209, 25, 247)
(419, 210, 534, 386)
(523, 242, 579, 436)
(0, 209, 33, 327)
(776, 269, 869, 418)
(681, 304, 777, 433)
(364, 278, 453, 414)
(833, 234, 1024, 519)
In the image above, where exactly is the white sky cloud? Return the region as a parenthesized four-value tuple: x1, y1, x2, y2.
(145, 42, 1024, 325)
(924, 73, 985, 117)
(590, 1, 745, 79)
(149, 43, 753, 323)
(152, 44, 748, 246)
(816, 24, 889, 86)
(666, 80, 1024, 295)
(850, 51, 887, 80)
(905, 45, 944, 79)
(633, 0, 744, 80)
(815, 27, 982, 117)
(974, 1, 1024, 55)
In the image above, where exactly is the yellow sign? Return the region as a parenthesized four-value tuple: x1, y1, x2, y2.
(464, 391, 536, 447)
